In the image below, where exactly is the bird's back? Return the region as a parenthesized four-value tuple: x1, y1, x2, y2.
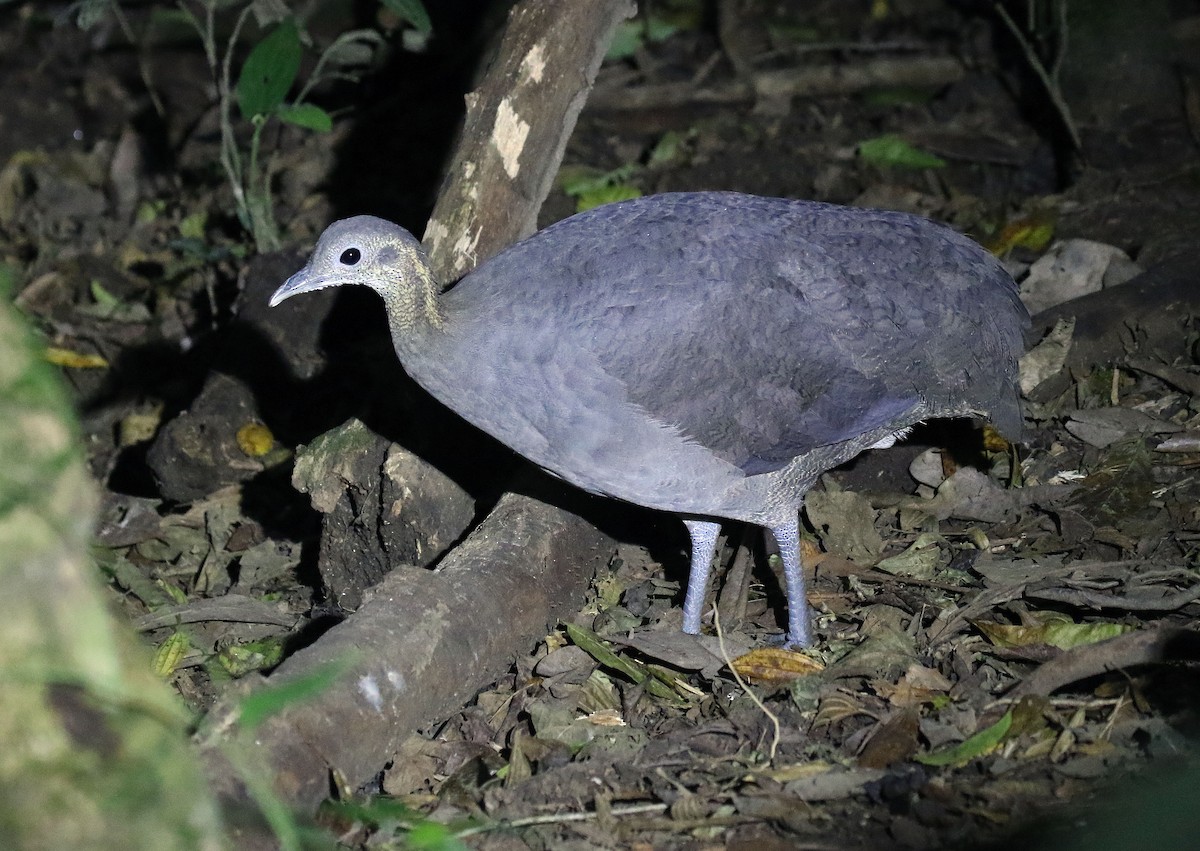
(403, 192, 1026, 519)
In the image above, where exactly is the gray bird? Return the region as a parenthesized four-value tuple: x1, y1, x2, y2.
(271, 192, 1027, 646)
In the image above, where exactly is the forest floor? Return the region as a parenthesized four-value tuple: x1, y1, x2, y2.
(4, 1, 1200, 848)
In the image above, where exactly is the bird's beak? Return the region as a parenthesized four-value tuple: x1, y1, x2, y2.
(269, 267, 327, 307)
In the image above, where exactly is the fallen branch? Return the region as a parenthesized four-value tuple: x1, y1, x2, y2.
(134, 595, 298, 630)
(203, 486, 612, 811)
(1027, 252, 1200, 373)
(1025, 583, 1200, 613)
(1009, 625, 1200, 698)
(589, 55, 964, 111)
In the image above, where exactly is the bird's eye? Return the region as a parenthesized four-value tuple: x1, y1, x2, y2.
(339, 248, 362, 266)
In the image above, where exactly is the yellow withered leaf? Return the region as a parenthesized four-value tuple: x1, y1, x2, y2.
(986, 215, 1055, 255)
(44, 346, 108, 369)
(981, 423, 1010, 452)
(153, 631, 190, 678)
(729, 647, 824, 685)
(236, 422, 275, 457)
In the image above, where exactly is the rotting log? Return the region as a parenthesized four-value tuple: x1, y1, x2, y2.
(1026, 251, 1200, 373)
(205, 481, 612, 812)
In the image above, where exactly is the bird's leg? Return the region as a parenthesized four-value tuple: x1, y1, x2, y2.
(681, 519, 722, 634)
(770, 519, 812, 647)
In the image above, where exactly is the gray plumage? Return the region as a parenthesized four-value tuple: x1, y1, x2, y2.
(271, 191, 1028, 646)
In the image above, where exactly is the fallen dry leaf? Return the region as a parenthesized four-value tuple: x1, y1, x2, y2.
(729, 646, 825, 684)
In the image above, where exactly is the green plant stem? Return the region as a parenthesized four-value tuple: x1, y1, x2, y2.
(108, 0, 166, 117)
(221, 5, 255, 226)
(180, 0, 253, 232)
(246, 115, 282, 252)
(294, 28, 385, 104)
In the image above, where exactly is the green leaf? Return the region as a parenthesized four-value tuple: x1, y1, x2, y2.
(237, 18, 302, 120)
(874, 533, 943, 579)
(236, 661, 343, 730)
(89, 280, 121, 309)
(858, 135, 947, 169)
(276, 103, 333, 132)
(407, 821, 469, 851)
(647, 130, 689, 168)
(179, 210, 207, 240)
(917, 710, 1013, 767)
(319, 28, 386, 71)
(559, 164, 642, 213)
(380, 0, 432, 34)
(1041, 620, 1131, 649)
(976, 616, 1132, 650)
(217, 638, 286, 677)
(573, 183, 641, 213)
(565, 623, 677, 701)
(606, 21, 644, 61)
(152, 631, 190, 678)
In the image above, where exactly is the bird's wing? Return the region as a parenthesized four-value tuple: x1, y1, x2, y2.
(579, 250, 926, 474)
(441, 192, 1021, 477)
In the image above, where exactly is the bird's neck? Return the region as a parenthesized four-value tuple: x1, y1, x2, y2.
(380, 262, 445, 338)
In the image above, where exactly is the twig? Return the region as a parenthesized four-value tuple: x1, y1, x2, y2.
(715, 526, 755, 630)
(107, 0, 166, 117)
(992, 1, 1083, 151)
(713, 606, 780, 763)
(1124, 356, 1200, 397)
(134, 595, 298, 630)
(928, 560, 1192, 644)
(218, 3, 255, 231)
(1099, 692, 1126, 741)
(454, 803, 669, 838)
(988, 696, 1126, 711)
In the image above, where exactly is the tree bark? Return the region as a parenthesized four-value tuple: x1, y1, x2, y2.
(424, 0, 635, 281)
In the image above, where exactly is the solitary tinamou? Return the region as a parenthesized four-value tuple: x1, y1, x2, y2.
(271, 192, 1028, 647)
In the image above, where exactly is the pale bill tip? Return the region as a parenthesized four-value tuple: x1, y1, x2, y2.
(268, 271, 308, 307)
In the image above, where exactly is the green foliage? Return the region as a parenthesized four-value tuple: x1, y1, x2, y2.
(0, 263, 227, 849)
(607, 16, 680, 61)
(858, 135, 947, 169)
(67, 0, 115, 29)
(276, 103, 334, 132)
(559, 164, 642, 212)
(215, 636, 286, 676)
(565, 623, 682, 702)
(235, 661, 347, 731)
(237, 18, 304, 120)
(380, 0, 432, 34)
(917, 710, 1014, 767)
(323, 798, 471, 850)
(68, 0, 430, 253)
(606, 0, 704, 61)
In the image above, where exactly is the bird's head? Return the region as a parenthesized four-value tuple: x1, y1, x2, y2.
(270, 215, 441, 331)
